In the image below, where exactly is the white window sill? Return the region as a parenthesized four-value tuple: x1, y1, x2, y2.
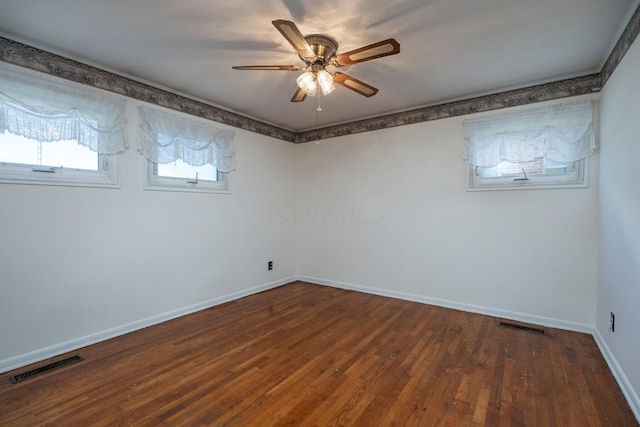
(143, 183, 230, 194)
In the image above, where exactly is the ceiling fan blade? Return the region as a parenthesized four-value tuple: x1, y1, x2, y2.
(290, 87, 307, 102)
(232, 65, 300, 71)
(333, 72, 379, 97)
(272, 19, 316, 59)
(334, 38, 400, 66)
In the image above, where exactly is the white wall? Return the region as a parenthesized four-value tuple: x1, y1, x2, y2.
(296, 95, 599, 330)
(597, 35, 640, 416)
(0, 100, 297, 371)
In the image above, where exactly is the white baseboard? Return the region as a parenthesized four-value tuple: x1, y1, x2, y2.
(0, 276, 296, 374)
(593, 328, 640, 422)
(298, 276, 594, 333)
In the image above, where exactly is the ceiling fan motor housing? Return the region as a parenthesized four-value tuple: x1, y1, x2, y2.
(304, 35, 338, 64)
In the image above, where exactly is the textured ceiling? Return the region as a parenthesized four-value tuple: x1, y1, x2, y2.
(0, 0, 637, 131)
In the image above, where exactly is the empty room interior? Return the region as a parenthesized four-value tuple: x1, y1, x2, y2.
(0, 0, 639, 425)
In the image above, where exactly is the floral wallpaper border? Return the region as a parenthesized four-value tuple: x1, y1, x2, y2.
(601, 4, 640, 86)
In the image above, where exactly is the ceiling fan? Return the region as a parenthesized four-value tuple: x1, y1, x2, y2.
(232, 19, 400, 102)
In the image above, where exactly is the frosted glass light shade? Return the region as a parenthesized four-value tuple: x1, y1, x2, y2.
(316, 69, 335, 95)
(296, 71, 317, 96)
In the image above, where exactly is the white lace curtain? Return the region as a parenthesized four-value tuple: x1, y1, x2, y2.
(137, 105, 235, 173)
(0, 61, 127, 154)
(463, 100, 595, 167)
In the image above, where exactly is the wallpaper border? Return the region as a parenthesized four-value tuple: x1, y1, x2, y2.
(601, 3, 640, 86)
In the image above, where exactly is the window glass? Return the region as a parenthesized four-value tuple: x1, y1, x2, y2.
(476, 156, 574, 179)
(157, 160, 218, 181)
(0, 132, 99, 170)
(0, 130, 118, 187)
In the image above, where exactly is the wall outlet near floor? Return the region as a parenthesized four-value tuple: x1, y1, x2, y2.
(268, 261, 273, 271)
(607, 312, 615, 332)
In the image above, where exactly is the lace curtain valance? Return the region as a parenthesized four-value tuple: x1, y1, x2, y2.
(137, 105, 235, 173)
(463, 100, 595, 167)
(0, 61, 127, 154)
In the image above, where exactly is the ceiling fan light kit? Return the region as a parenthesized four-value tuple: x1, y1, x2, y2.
(232, 19, 400, 103)
(297, 65, 336, 96)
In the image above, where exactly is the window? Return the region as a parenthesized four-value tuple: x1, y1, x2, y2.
(469, 156, 587, 190)
(138, 106, 235, 193)
(147, 158, 228, 192)
(0, 132, 119, 186)
(0, 61, 127, 187)
(464, 100, 595, 191)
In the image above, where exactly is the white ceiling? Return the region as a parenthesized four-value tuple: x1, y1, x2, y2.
(0, 0, 636, 131)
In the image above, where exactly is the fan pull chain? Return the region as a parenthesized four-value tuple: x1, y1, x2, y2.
(314, 107, 320, 144)
(315, 93, 321, 144)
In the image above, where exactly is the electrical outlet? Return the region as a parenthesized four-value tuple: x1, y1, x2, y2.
(610, 312, 615, 332)
(268, 261, 273, 271)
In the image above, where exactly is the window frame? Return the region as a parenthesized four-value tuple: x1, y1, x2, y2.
(0, 152, 120, 188)
(466, 157, 588, 191)
(143, 160, 230, 194)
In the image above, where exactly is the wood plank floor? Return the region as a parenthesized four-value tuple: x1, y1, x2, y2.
(1, 281, 637, 426)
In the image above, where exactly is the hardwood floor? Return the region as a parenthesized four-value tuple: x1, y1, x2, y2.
(1, 281, 637, 426)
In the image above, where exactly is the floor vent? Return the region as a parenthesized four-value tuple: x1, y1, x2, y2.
(10, 355, 84, 384)
(499, 321, 546, 335)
